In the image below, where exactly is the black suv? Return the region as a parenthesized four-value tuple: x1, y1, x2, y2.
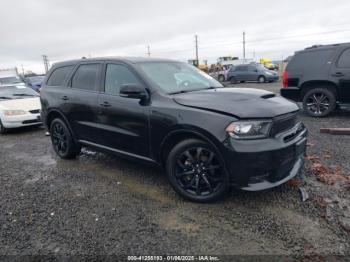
(281, 43, 350, 116)
(41, 57, 307, 202)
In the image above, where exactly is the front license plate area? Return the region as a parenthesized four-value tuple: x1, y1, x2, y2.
(295, 138, 307, 156)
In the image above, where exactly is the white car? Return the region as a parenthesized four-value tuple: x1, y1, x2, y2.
(0, 85, 42, 134)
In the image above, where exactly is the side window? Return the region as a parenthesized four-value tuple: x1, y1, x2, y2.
(337, 48, 350, 68)
(46, 66, 73, 86)
(71, 64, 100, 91)
(104, 64, 141, 95)
(236, 66, 247, 71)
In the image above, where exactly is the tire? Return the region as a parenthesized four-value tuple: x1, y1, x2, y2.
(229, 77, 238, 84)
(258, 76, 266, 83)
(302, 87, 336, 117)
(218, 75, 225, 82)
(0, 119, 7, 134)
(50, 118, 81, 159)
(166, 139, 230, 202)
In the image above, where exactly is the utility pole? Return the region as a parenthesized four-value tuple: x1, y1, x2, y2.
(42, 55, 49, 74)
(21, 64, 25, 76)
(147, 45, 151, 57)
(195, 35, 199, 67)
(243, 31, 246, 62)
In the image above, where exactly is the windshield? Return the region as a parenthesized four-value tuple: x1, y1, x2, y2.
(27, 76, 45, 83)
(0, 86, 39, 100)
(0, 76, 23, 85)
(138, 62, 223, 94)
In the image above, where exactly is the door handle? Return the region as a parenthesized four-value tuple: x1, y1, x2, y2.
(332, 72, 344, 77)
(61, 96, 69, 100)
(99, 101, 111, 107)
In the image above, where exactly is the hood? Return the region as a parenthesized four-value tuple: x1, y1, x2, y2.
(0, 97, 41, 111)
(173, 88, 299, 118)
(0, 83, 26, 88)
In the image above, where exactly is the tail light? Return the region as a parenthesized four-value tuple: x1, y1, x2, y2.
(282, 71, 288, 88)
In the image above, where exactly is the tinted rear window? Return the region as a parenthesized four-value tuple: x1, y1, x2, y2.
(287, 49, 334, 73)
(71, 64, 100, 91)
(337, 48, 350, 68)
(47, 66, 73, 86)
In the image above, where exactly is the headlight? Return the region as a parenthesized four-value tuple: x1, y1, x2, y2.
(4, 110, 27, 116)
(265, 71, 273, 75)
(226, 120, 272, 139)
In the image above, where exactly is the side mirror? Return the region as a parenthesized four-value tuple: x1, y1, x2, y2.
(120, 84, 147, 99)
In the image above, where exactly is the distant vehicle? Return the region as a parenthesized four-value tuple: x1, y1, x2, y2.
(41, 57, 307, 202)
(281, 43, 350, 117)
(227, 64, 279, 84)
(209, 65, 234, 82)
(0, 85, 42, 133)
(0, 68, 25, 87)
(218, 57, 254, 67)
(260, 58, 278, 70)
(24, 75, 46, 92)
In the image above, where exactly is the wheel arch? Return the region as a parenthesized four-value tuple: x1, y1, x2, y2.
(300, 80, 338, 98)
(159, 128, 223, 168)
(46, 109, 78, 143)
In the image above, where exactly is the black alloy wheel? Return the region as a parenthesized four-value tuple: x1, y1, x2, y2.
(302, 88, 336, 117)
(166, 139, 229, 202)
(50, 118, 81, 159)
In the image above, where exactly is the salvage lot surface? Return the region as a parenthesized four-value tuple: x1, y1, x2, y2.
(1, 82, 350, 257)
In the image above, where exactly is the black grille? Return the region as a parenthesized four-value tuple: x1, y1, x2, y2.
(270, 113, 297, 137)
(29, 109, 40, 114)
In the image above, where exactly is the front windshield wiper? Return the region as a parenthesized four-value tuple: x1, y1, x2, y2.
(169, 87, 219, 95)
(13, 93, 38, 97)
(0, 96, 13, 100)
(168, 90, 192, 95)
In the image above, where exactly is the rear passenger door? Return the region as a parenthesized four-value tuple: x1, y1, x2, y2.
(330, 47, 350, 102)
(97, 62, 150, 157)
(66, 62, 102, 142)
(235, 65, 248, 81)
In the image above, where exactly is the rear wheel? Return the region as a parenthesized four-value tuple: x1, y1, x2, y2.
(258, 76, 266, 83)
(166, 139, 229, 202)
(50, 118, 81, 159)
(0, 119, 7, 134)
(218, 75, 225, 82)
(302, 88, 336, 117)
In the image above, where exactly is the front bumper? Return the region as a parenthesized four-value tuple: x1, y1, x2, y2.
(280, 87, 301, 102)
(1, 113, 42, 128)
(266, 75, 279, 81)
(222, 123, 307, 191)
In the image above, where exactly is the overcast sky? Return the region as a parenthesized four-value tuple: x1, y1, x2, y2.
(1, 0, 350, 74)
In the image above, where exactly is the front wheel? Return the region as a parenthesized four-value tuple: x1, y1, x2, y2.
(50, 118, 81, 159)
(166, 139, 229, 202)
(258, 76, 266, 83)
(302, 88, 336, 117)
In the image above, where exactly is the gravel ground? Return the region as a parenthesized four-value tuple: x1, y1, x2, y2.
(0, 82, 349, 259)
